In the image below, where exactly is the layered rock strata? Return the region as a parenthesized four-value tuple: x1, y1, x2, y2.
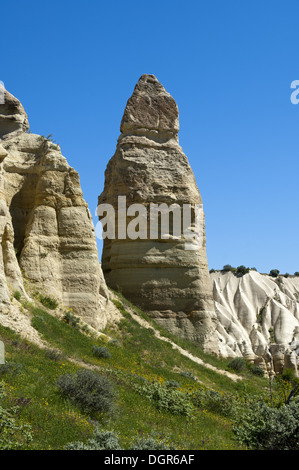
(0, 89, 108, 329)
(99, 74, 218, 353)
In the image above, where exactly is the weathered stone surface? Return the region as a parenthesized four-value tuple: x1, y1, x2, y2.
(211, 270, 299, 375)
(0, 91, 109, 330)
(99, 74, 218, 353)
(0, 90, 29, 140)
(120, 74, 179, 137)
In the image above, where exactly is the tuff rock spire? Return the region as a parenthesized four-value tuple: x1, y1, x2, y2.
(99, 74, 219, 354)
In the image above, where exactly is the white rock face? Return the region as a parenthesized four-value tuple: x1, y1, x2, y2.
(211, 270, 299, 375)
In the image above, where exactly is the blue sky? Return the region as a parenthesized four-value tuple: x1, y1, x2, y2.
(1, 0, 299, 274)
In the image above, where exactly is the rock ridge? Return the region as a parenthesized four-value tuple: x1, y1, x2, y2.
(211, 270, 299, 376)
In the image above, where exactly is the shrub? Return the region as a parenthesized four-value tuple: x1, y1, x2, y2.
(190, 388, 237, 417)
(45, 349, 64, 361)
(56, 369, 115, 415)
(134, 381, 193, 417)
(63, 311, 80, 328)
(268, 327, 275, 342)
(37, 294, 58, 310)
(233, 401, 299, 450)
(227, 357, 247, 373)
(65, 428, 175, 450)
(92, 345, 111, 359)
(131, 434, 175, 450)
(248, 365, 264, 377)
(294, 272, 299, 277)
(180, 370, 197, 381)
(0, 361, 23, 376)
(222, 265, 250, 276)
(65, 428, 122, 450)
(13, 291, 21, 301)
(165, 380, 180, 389)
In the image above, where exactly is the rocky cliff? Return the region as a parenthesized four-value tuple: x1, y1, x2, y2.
(98, 74, 218, 354)
(0, 89, 109, 330)
(211, 270, 299, 375)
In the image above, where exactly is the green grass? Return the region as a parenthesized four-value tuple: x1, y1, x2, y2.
(0, 292, 270, 450)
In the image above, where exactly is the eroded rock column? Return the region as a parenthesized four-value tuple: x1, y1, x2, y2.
(99, 74, 218, 353)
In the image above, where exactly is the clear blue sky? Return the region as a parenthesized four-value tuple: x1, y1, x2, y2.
(1, 0, 299, 274)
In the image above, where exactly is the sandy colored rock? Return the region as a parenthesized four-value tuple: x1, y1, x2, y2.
(0, 89, 29, 140)
(99, 74, 218, 353)
(0, 91, 109, 330)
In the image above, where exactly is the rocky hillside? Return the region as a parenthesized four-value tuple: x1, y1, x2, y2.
(211, 270, 299, 375)
(0, 286, 268, 451)
(0, 79, 298, 380)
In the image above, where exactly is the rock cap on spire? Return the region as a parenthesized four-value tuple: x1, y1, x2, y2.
(120, 74, 179, 136)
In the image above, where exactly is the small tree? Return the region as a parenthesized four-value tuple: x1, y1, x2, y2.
(269, 269, 280, 278)
(222, 264, 235, 272)
(236, 265, 249, 276)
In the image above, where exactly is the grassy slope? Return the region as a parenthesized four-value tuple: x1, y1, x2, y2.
(0, 292, 269, 450)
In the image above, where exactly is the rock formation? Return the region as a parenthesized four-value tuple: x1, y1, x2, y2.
(0, 89, 29, 140)
(0, 89, 109, 329)
(211, 270, 299, 376)
(2, 83, 298, 379)
(98, 74, 218, 354)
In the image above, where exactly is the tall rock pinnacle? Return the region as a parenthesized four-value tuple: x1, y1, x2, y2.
(99, 74, 218, 353)
(0, 89, 109, 329)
